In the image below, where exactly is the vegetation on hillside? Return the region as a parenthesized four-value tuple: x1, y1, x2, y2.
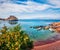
(0, 24, 33, 50)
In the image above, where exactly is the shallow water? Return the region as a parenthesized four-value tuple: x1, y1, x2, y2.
(0, 20, 60, 41)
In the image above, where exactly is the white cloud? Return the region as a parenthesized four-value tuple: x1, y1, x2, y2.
(18, 13, 60, 19)
(0, 1, 51, 13)
(0, 0, 11, 4)
(26, 1, 51, 11)
(0, 0, 60, 19)
(48, 0, 60, 8)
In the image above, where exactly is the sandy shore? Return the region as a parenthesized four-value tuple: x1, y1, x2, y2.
(32, 40, 60, 50)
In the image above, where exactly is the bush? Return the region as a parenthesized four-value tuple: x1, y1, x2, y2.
(0, 24, 33, 50)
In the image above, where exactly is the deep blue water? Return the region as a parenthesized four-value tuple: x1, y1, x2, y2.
(0, 19, 60, 41)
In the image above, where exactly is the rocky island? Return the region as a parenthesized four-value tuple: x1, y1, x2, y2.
(0, 18, 5, 20)
(0, 15, 18, 21)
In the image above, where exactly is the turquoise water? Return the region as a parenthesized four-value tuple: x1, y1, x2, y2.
(0, 20, 60, 41)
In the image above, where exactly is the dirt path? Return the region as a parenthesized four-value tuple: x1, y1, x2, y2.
(32, 40, 60, 50)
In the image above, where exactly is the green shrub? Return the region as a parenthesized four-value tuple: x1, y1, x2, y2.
(0, 25, 33, 50)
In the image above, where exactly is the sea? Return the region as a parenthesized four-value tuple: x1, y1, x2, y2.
(0, 19, 60, 41)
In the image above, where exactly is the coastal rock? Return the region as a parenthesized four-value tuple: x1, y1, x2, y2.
(30, 26, 45, 30)
(44, 26, 49, 30)
(52, 22, 60, 26)
(49, 22, 60, 33)
(55, 28, 60, 33)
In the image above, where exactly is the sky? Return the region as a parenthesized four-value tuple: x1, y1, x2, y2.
(0, 0, 60, 19)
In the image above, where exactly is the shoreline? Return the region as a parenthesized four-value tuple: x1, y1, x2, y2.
(33, 33, 60, 50)
(33, 39, 60, 46)
(33, 33, 60, 46)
